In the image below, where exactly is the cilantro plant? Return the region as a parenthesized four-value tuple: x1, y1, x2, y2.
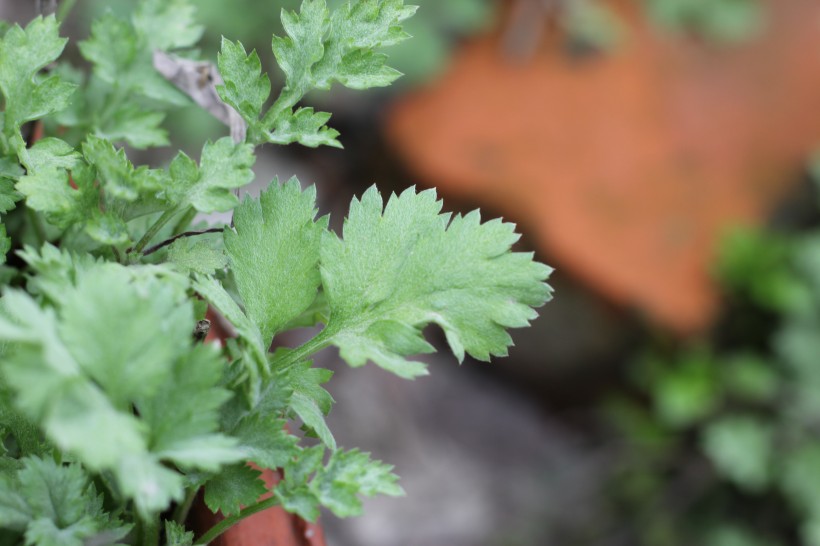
(0, 1, 552, 545)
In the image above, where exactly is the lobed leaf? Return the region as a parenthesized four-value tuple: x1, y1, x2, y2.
(319, 186, 553, 378)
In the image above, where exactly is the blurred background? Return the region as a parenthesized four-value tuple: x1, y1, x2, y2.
(7, 0, 820, 544)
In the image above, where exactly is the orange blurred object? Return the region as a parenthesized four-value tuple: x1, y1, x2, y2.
(387, 0, 820, 334)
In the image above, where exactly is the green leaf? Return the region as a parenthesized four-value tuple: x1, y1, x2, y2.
(267, 108, 341, 148)
(136, 343, 243, 472)
(216, 38, 271, 134)
(133, 0, 204, 51)
(701, 415, 772, 492)
(165, 520, 194, 546)
(260, 0, 416, 146)
(167, 237, 227, 276)
(233, 415, 299, 470)
(58, 264, 192, 405)
(0, 16, 75, 148)
(0, 174, 22, 214)
(225, 179, 326, 347)
(279, 358, 335, 450)
(0, 457, 129, 545)
(275, 446, 402, 521)
(162, 138, 256, 214)
(319, 186, 553, 378)
(78, 13, 138, 85)
(203, 463, 267, 517)
(97, 105, 169, 149)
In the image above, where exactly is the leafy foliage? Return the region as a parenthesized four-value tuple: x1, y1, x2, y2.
(0, 0, 552, 544)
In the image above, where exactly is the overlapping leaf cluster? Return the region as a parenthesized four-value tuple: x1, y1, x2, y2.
(0, 0, 553, 544)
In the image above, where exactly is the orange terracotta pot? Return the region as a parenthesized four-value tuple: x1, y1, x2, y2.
(388, 0, 820, 334)
(188, 312, 327, 546)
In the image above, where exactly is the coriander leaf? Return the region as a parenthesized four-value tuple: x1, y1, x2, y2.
(225, 179, 326, 347)
(260, 0, 415, 147)
(203, 463, 267, 517)
(25, 138, 81, 173)
(273, 357, 335, 450)
(233, 415, 299, 470)
(136, 344, 242, 472)
(162, 138, 256, 214)
(97, 105, 169, 149)
(313, 448, 403, 517)
(0, 457, 130, 546)
(275, 446, 402, 521)
(165, 520, 194, 546)
(0, 16, 75, 150)
(167, 237, 227, 275)
(58, 264, 192, 405)
(132, 0, 204, 51)
(318, 186, 553, 379)
(15, 168, 93, 228)
(266, 108, 341, 148)
(0, 175, 22, 214)
(216, 38, 271, 135)
(78, 14, 137, 85)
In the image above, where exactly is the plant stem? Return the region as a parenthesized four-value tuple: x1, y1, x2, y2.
(142, 228, 224, 256)
(56, 0, 78, 21)
(26, 208, 46, 247)
(139, 514, 160, 546)
(194, 497, 280, 546)
(130, 208, 179, 257)
(274, 324, 337, 370)
(171, 206, 197, 236)
(173, 487, 199, 526)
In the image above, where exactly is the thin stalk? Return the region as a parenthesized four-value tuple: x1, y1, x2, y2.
(142, 227, 224, 257)
(138, 514, 160, 546)
(26, 208, 46, 247)
(172, 487, 199, 526)
(273, 324, 337, 370)
(56, 0, 78, 21)
(130, 208, 179, 257)
(194, 497, 280, 546)
(171, 206, 197, 236)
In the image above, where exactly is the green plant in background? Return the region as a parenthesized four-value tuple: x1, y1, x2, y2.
(645, 0, 764, 43)
(0, 1, 553, 545)
(604, 217, 820, 546)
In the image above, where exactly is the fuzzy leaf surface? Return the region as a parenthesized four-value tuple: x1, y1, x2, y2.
(225, 179, 326, 347)
(318, 186, 553, 378)
(275, 446, 402, 521)
(0, 16, 75, 148)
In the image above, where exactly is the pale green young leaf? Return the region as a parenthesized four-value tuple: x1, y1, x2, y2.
(275, 446, 402, 521)
(233, 415, 299, 470)
(0, 16, 75, 147)
(267, 108, 341, 148)
(165, 520, 194, 546)
(58, 264, 192, 405)
(78, 14, 138, 85)
(136, 343, 242, 472)
(0, 169, 23, 214)
(167, 237, 228, 275)
(319, 186, 553, 378)
(203, 463, 267, 517)
(0, 457, 129, 545)
(97, 105, 169, 149)
(261, 0, 415, 146)
(225, 179, 326, 347)
(15, 168, 92, 228)
(161, 138, 256, 214)
(25, 138, 81, 173)
(216, 38, 271, 133)
(133, 0, 204, 51)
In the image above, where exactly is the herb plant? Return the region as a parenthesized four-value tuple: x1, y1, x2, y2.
(0, 1, 552, 545)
